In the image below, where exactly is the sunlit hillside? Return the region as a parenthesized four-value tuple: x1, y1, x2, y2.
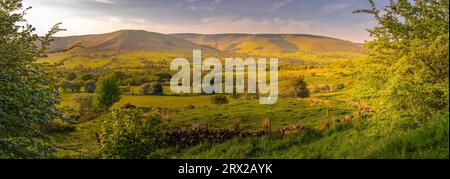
(173, 33, 365, 56)
(38, 30, 223, 69)
(38, 30, 366, 69)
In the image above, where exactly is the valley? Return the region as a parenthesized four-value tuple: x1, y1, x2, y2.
(39, 30, 447, 159)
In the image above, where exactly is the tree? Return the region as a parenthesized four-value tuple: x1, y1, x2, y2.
(353, 0, 449, 126)
(67, 80, 83, 92)
(95, 74, 121, 110)
(59, 79, 71, 92)
(67, 72, 77, 81)
(73, 94, 94, 115)
(0, 0, 63, 158)
(140, 82, 163, 95)
(156, 72, 172, 82)
(100, 107, 165, 159)
(292, 77, 310, 98)
(211, 94, 229, 105)
(81, 73, 95, 81)
(84, 80, 96, 93)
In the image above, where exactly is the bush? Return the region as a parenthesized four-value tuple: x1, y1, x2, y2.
(67, 72, 77, 81)
(140, 82, 163, 95)
(291, 77, 310, 98)
(100, 107, 165, 159)
(65, 80, 83, 92)
(81, 73, 95, 81)
(41, 119, 75, 133)
(73, 94, 95, 115)
(211, 94, 229, 105)
(336, 83, 345, 90)
(84, 80, 96, 93)
(95, 74, 121, 110)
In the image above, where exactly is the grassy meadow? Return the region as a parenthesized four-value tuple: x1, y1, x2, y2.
(49, 58, 448, 159)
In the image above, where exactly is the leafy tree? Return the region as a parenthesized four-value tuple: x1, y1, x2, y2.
(95, 74, 121, 110)
(140, 82, 163, 95)
(81, 73, 95, 81)
(66, 72, 77, 81)
(156, 72, 172, 82)
(59, 79, 71, 92)
(353, 0, 449, 127)
(84, 80, 96, 93)
(68, 80, 83, 92)
(211, 94, 229, 105)
(100, 107, 165, 159)
(73, 94, 94, 115)
(0, 0, 63, 158)
(292, 77, 310, 98)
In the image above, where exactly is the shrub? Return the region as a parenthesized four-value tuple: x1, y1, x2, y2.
(67, 72, 77, 81)
(59, 80, 71, 92)
(291, 77, 310, 98)
(84, 80, 96, 93)
(73, 94, 95, 115)
(211, 94, 229, 105)
(95, 74, 121, 110)
(41, 119, 75, 133)
(140, 82, 163, 95)
(121, 85, 133, 95)
(67, 81, 82, 92)
(100, 107, 165, 159)
(81, 73, 95, 81)
(336, 83, 345, 90)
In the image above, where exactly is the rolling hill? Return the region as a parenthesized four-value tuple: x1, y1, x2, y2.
(47, 30, 220, 54)
(172, 33, 364, 55)
(39, 30, 365, 69)
(40, 30, 223, 69)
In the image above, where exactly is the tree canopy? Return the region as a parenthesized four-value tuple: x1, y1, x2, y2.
(0, 0, 60, 158)
(353, 0, 449, 127)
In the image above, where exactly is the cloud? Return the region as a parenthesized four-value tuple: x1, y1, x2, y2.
(51, 15, 312, 36)
(324, 3, 348, 13)
(271, 0, 293, 11)
(93, 0, 117, 5)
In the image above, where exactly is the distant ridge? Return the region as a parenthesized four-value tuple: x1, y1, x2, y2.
(40, 30, 365, 69)
(47, 30, 221, 54)
(172, 33, 364, 55)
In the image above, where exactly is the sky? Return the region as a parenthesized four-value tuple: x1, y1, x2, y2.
(22, 0, 389, 43)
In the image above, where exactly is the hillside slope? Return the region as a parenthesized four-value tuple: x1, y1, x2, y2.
(39, 30, 365, 69)
(48, 30, 219, 54)
(40, 30, 222, 69)
(172, 33, 364, 55)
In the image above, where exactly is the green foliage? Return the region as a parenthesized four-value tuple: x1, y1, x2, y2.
(210, 94, 229, 105)
(70, 80, 83, 92)
(73, 94, 95, 115)
(81, 73, 95, 81)
(140, 82, 163, 95)
(291, 77, 310, 98)
(99, 106, 165, 159)
(94, 74, 121, 110)
(59, 79, 70, 92)
(353, 0, 449, 127)
(375, 114, 449, 159)
(84, 80, 96, 93)
(156, 72, 172, 82)
(0, 0, 60, 158)
(336, 83, 345, 90)
(66, 72, 77, 81)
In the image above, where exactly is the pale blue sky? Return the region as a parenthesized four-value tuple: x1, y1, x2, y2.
(23, 0, 389, 42)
